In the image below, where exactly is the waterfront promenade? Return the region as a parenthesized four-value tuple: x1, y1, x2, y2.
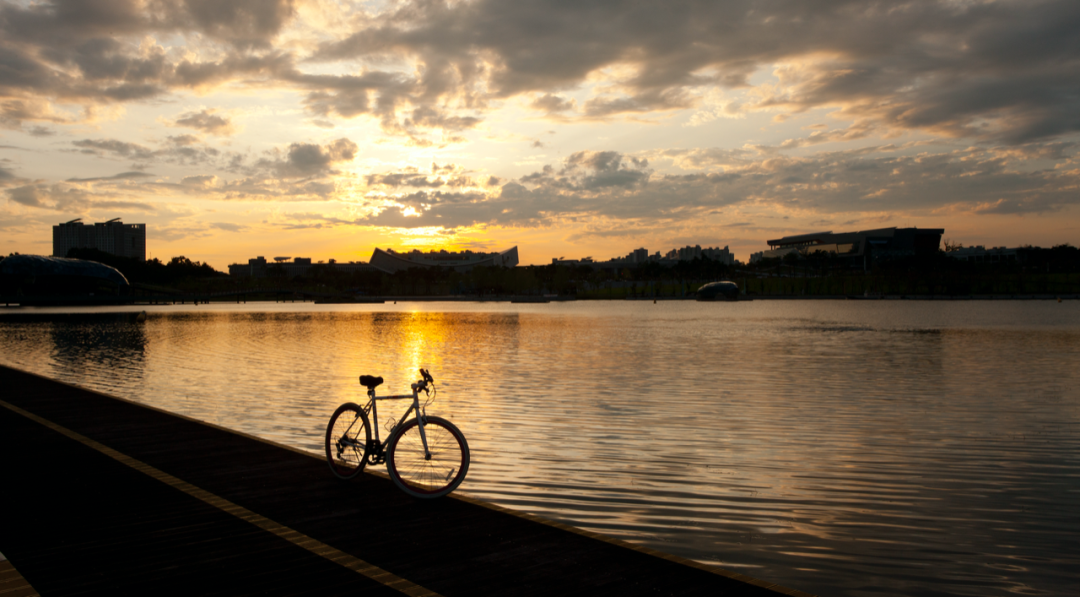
(0, 365, 812, 596)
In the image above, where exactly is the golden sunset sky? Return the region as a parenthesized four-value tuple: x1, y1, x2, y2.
(1, 0, 1078, 269)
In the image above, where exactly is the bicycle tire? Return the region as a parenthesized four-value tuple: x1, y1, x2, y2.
(386, 416, 470, 499)
(325, 403, 371, 480)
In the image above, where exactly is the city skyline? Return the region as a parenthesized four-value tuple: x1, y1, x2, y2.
(1, 0, 1078, 270)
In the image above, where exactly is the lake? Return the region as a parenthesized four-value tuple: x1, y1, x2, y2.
(1, 300, 1077, 596)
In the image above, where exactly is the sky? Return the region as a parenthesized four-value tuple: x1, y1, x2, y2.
(1, 0, 1078, 269)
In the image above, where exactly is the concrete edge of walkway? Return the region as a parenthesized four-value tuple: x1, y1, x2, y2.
(7, 365, 817, 597)
(0, 552, 41, 597)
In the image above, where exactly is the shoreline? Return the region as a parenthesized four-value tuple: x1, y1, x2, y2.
(3, 293, 1078, 308)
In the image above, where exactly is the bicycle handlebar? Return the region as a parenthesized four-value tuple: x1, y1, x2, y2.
(420, 368, 434, 383)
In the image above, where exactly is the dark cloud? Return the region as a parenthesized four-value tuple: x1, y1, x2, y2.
(1, 0, 1074, 145)
(306, 0, 1080, 142)
(261, 138, 358, 178)
(531, 94, 574, 113)
(177, 0, 297, 49)
(0, 0, 296, 49)
(560, 151, 651, 189)
(7, 185, 47, 207)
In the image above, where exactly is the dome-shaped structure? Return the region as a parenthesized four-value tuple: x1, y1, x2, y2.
(1, 254, 129, 286)
(695, 280, 739, 301)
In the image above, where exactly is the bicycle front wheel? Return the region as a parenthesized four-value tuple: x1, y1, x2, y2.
(386, 416, 469, 499)
(325, 403, 371, 480)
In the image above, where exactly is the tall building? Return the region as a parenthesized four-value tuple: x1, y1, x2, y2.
(53, 218, 146, 261)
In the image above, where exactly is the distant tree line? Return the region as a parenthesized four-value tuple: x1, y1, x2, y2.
(5, 243, 1075, 298)
(63, 248, 224, 286)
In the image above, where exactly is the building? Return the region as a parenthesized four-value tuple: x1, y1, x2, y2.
(555, 244, 737, 271)
(227, 256, 376, 278)
(53, 218, 146, 261)
(369, 247, 519, 274)
(751, 227, 944, 269)
(1, 254, 129, 300)
(945, 246, 1018, 263)
(664, 245, 736, 266)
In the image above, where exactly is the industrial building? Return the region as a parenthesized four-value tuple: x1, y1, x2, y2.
(53, 218, 146, 261)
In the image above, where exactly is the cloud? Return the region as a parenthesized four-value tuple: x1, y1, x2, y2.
(73, 139, 156, 161)
(173, 109, 236, 135)
(0, 0, 1074, 146)
(531, 94, 575, 114)
(261, 137, 358, 177)
(176, 0, 298, 49)
(4, 182, 151, 212)
(181, 175, 219, 187)
(7, 185, 48, 207)
(167, 134, 201, 146)
(94, 199, 154, 211)
(344, 142, 1080, 233)
(26, 125, 55, 137)
(66, 171, 154, 183)
(71, 137, 232, 170)
(209, 222, 247, 232)
(305, 0, 1080, 143)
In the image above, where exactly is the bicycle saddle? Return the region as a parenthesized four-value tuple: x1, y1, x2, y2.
(359, 375, 383, 389)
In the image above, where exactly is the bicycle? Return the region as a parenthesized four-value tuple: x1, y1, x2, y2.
(325, 368, 470, 499)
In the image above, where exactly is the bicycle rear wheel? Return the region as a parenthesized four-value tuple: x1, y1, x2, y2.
(386, 416, 469, 499)
(325, 403, 371, 480)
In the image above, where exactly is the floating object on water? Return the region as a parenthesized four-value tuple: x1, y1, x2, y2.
(695, 281, 740, 301)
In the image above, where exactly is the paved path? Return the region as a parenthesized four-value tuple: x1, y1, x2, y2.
(0, 365, 813, 596)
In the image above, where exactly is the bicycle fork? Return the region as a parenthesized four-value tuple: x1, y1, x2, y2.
(415, 411, 456, 481)
(417, 410, 432, 461)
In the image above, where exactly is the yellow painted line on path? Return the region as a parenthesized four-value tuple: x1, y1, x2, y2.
(0, 398, 441, 597)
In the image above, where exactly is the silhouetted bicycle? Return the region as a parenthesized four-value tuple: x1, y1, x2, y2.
(325, 369, 470, 499)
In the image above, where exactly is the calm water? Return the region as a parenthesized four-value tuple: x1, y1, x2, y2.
(1, 300, 1077, 596)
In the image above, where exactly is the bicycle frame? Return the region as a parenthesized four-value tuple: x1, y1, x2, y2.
(362, 380, 432, 461)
